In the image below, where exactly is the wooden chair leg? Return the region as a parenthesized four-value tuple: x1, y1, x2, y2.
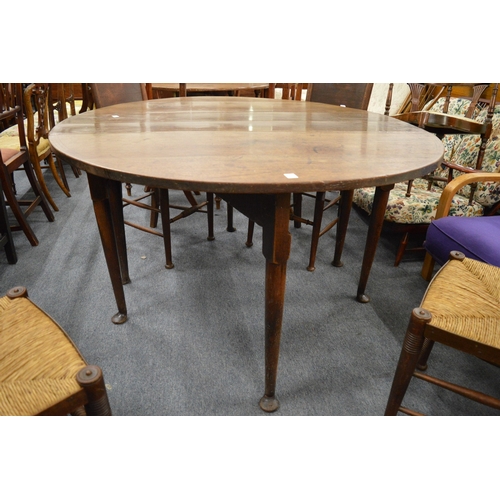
(385, 308, 432, 415)
(207, 192, 215, 241)
(158, 189, 174, 269)
(22, 158, 54, 223)
(246, 219, 255, 247)
(416, 338, 435, 371)
(307, 192, 326, 272)
(292, 193, 302, 228)
(394, 232, 409, 267)
(76, 365, 112, 416)
(149, 187, 159, 228)
(332, 189, 353, 267)
(31, 157, 59, 211)
(55, 155, 70, 191)
(226, 203, 235, 232)
(46, 154, 71, 197)
(1, 171, 39, 246)
(0, 179, 17, 264)
(421, 252, 436, 281)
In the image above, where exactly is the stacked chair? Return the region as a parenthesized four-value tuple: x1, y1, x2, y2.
(0, 83, 54, 247)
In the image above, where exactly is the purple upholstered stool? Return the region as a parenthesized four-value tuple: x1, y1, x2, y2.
(424, 216, 500, 267)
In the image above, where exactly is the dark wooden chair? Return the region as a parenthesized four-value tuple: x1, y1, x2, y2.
(23, 83, 72, 212)
(0, 286, 112, 416)
(0, 83, 54, 246)
(0, 177, 17, 263)
(48, 84, 82, 179)
(90, 83, 214, 269)
(245, 83, 376, 271)
(385, 252, 500, 416)
(80, 83, 95, 113)
(395, 84, 497, 191)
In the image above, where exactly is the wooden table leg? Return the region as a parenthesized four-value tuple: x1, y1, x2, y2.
(356, 184, 394, 303)
(107, 178, 130, 285)
(87, 173, 128, 324)
(221, 193, 292, 412)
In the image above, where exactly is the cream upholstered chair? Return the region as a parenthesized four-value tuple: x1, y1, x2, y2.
(0, 286, 112, 416)
(385, 252, 500, 416)
(353, 84, 500, 266)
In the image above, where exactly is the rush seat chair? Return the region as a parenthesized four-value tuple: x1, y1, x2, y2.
(385, 252, 500, 416)
(0, 286, 112, 416)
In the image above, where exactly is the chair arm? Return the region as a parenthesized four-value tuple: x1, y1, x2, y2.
(434, 172, 500, 219)
(441, 160, 479, 174)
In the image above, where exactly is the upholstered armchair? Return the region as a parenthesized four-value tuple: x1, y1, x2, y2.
(352, 93, 500, 266)
(421, 171, 500, 280)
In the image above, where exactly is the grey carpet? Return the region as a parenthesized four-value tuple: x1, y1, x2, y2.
(2, 164, 499, 416)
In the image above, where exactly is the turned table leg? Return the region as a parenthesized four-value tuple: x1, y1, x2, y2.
(220, 192, 292, 412)
(87, 173, 128, 324)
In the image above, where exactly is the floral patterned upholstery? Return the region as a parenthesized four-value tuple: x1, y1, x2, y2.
(353, 101, 500, 226)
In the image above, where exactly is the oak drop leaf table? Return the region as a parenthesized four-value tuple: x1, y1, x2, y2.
(49, 96, 444, 412)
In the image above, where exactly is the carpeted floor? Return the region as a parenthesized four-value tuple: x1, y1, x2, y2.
(1, 164, 499, 416)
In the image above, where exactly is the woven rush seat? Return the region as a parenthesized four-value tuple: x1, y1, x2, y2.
(422, 257, 500, 347)
(0, 287, 111, 416)
(385, 253, 500, 415)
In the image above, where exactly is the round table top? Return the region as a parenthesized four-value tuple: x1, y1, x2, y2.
(49, 96, 444, 194)
(152, 83, 270, 93)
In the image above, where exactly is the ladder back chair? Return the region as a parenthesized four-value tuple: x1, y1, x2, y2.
(90, 83, 214, 270)
(245, 83, 376, 271)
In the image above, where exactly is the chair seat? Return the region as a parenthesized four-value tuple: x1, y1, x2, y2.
(0, 127, 21, 150)
(421, 256, 500, 350)
(353, 182, 485, 225)
(1, 147, 19, 164)
(0, 293, 87, 415)
(424, 215, 500, 267)
(385, 254, 500, 416)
